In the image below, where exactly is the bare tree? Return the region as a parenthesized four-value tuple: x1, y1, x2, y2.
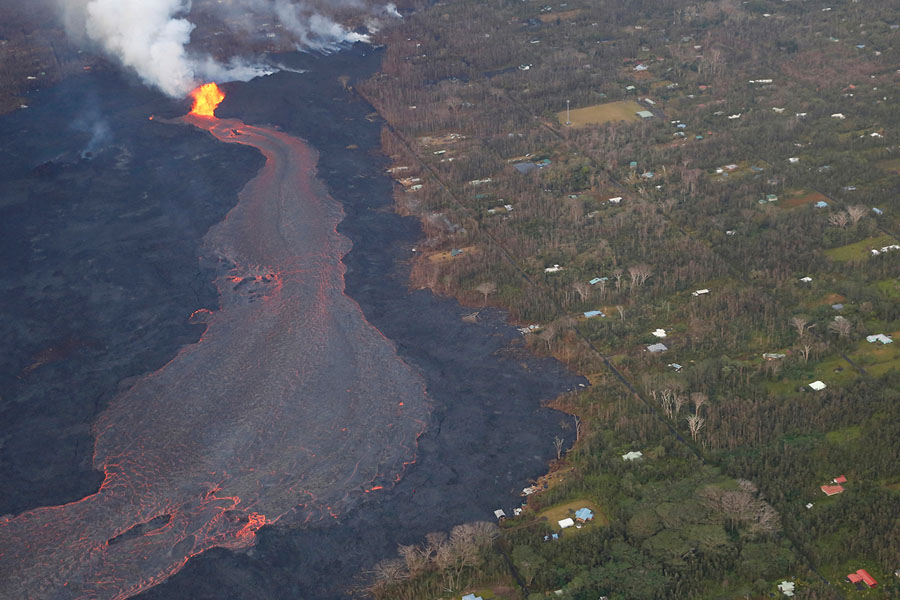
(686, 413, 705, 441)
(659, 389, 674, 418)
(846, 204, 867, 224)
(612, 268, 624, 291)
(616, 305, 625, 322)
(800, 341, 813, 364)
(628, 264, 653, 290)
(573, 281, 590, 303)
(553, 435, 565, 460)
(791, 316, 810, 339)
(474, 281, 497, 306)
(691, 392, 707, 414)
(828, 211, 850, 228)
(828, 316, 853, 339)
(371, 558, 409, 586)
(673, 391, 688, 417)
(398, 544, 429, 575)
(538, 322, 557, 351)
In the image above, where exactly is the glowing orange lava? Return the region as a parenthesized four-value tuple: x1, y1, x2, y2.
(189, 82, 225, 117)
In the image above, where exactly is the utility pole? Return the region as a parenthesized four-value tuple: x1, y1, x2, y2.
(566, 99, 571, 126)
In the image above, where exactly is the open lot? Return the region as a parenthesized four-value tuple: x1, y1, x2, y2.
(558, 100, 646, 127)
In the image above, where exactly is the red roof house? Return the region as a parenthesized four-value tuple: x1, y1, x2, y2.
(833, 475, 847, 484)
(846, 569, 877, 588)
(821, 484, 845, 496)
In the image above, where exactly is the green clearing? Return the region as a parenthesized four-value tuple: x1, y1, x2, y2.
(538, 499, 607, 529)
(780, 189, 828, 208)
(846, 337, 900, 375)
(874, 278, 900, 299)
(875, 156, 900, 173)
(824, 235, 896, 262)
(826, 425, 862, 444)
(558, 100, 645, 127)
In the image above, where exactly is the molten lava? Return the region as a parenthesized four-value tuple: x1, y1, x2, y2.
(189, 82, 225, 117)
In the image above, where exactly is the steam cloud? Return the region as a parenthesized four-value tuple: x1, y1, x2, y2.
(56, 0, 400, 98)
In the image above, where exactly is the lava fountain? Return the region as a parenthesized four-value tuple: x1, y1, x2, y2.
(189, 82, 225, 117)
(0, 90, 430, 600)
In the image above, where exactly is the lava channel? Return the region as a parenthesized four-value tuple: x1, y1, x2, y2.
(0, 110, 430, 600)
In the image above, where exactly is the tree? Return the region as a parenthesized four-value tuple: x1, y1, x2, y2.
(573, 281, 590, 303)
(846, 205, 867, 224)
(511, 545, 545, 587)
(828, 211, 849, 228)
(790, 316, 810, 339)
(475, 281, 497, 306)
(691, 392, 707, 414)
(799, 341, 813, 364)
(828, 316, 852, 339)
(687, 414, 705, 441)
(629, 264, 653, 290)
(553, 435, 565, 460)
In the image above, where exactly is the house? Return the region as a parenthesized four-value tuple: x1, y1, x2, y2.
(652, 328, 667, 338)
(766, 194, 779, 202)
(806, 503, 814, 509)
(493, 509, 506, 520)
(831, 113, 846, 119)
(643, 98, 656, 105)
(809, 380, 827, 391)
(668, 363, 683, 372)
(608, 196, 623, 204)
(833, 475, 847, 484)
(832, 303, 844, 310)
(873, 207, 883, 215)
(821, 484, 844, 496)
(814, 200, 828, 208)
(692, 289, 710, 296)
(846, 569, 877, 588)
(558, 517, 575, 529)
(450, 249, 463, 257)
(462, 594, 484, 600)
(636, 110, 654, 119)
(789, 157, 800, 164)
(584, 310, 605, 319)
(872, 244, 900, 256)
(514, 161, 537, 174)
(799, 276, 813, 282)
(763, 353, 786, 360)
(867, 334, 893, 344)
(575, 508, 594, 522)
(778, 581, 796, 597)
(589, 277, 602, 285)
(622, 451, 643, 461)
(634, 63, 648, 71)
(544, 264, 563, 273)
(647, 343, 668, 353)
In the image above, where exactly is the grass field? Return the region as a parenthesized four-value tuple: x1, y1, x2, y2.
(824, 235, 895, 262)
(876, 156, 900, 173)
(538, 499, 607, 529)
(558, 100, 646, 127)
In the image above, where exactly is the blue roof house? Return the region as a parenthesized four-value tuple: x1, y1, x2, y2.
(575, 508, 594, 522)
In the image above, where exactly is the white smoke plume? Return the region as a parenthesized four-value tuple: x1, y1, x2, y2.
(56, 0, 399, 98)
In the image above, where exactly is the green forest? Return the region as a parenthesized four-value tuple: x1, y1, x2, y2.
(357, 0, 900, 597)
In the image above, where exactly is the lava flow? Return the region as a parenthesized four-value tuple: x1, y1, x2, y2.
(0, 108, 430, 599)
(189, 82, 225, 117)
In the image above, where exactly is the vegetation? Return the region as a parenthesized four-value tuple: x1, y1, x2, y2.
(357, 0, 900, 597)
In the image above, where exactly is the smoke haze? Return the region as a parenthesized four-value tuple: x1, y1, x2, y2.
(56, 0, 398, 97)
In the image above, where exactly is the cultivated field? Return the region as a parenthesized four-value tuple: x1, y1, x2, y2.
(558, 100, 646, 127)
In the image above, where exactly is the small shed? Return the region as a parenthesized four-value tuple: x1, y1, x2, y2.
(809, 380, 827, 391)
(493, 509, 507, 520)
(692, 289, 710, 296)
(778, 581, 796, 597)
(636, 110, 654, 119)
(652, 328, 667, 338)
(584, 310, 605, 319)
(833, 475, 847, 484)
(622, 451, 643, 461)
(647, 343, 668, 353)
(558, 518, 575, 529)
(589, 277, 602, 285)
